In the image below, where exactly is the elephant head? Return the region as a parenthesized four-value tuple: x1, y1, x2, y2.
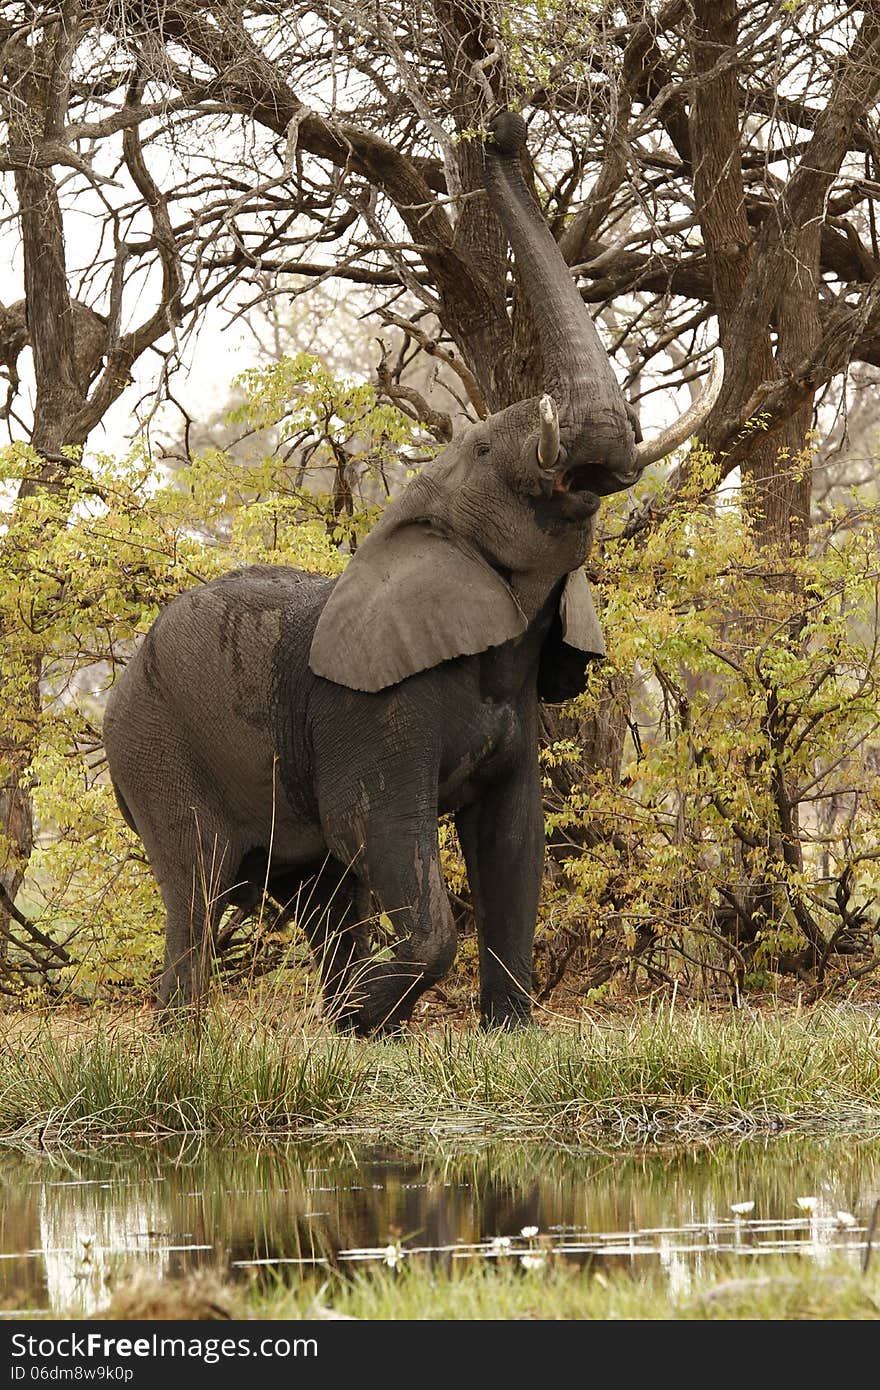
(309, 111, 720, 694)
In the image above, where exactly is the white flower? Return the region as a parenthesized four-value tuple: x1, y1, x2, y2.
(490, 1236, 512, 1253)
(730, 1201, 755, 1216)
(520, 1225, 539, 1239)
(796, 1196, 819, 1214)
(835, 1210, 857, 1227)
(382, 1244, 401, 1267)
(520, 1252, 546, 1271)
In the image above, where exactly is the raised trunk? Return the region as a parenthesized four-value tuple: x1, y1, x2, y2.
(483, 112, 637, 488)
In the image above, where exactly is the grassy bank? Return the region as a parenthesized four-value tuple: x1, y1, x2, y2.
(94, 1255, 880, 1321)
(1, 1001, 879, 1147)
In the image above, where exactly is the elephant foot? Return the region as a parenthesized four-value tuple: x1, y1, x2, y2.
(326, 1004, 384, 1038)
(156, 947, 209, 1013)
(480, 1011, 534, 1032)
(154, 961, 213, 1030)
(329, 1008, 408, 1039)
(480, 991, 533, 1031)
(328, 957, 436, 1037)
(341, 999, 416, 1039)
(348, 1016, 409, 1041)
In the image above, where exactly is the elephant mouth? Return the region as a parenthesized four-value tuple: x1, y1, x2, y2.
(556, 460, 636, 500)
(552, 465, 602, 511)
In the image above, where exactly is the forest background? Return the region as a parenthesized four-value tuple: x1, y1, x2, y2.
(2, 0, 880, 1018)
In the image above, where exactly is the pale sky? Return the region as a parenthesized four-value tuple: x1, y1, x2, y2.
(1, 227, 266, 457)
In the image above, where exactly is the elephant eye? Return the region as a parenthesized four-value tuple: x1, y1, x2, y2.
(474, 441, 491, 458)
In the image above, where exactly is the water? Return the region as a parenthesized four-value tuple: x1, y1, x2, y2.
(1, 1136, 878, 1316)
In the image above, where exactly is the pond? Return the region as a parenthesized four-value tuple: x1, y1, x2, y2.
(1, 1136, 879, 1317)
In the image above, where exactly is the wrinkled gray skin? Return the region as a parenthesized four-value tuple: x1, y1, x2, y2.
(103, 113, 642, 1034)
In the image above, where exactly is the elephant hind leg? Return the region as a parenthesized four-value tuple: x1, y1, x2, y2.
(158, 825, 242, 1013)
(120, 785, 242, 1014)
(272, 857, 370, 1028)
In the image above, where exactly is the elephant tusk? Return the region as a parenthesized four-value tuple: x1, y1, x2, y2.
(631, 347, 725, 471)
(537, 393, 561, 468)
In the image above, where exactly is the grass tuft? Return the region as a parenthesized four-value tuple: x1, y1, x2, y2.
(0, 1002, 879, 1147)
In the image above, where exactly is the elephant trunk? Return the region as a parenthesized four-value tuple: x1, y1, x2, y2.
(484, 111, 638, 488)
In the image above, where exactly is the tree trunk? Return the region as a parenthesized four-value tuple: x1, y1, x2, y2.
(687, 0, 880, 964)
(1, 20, 100, 925)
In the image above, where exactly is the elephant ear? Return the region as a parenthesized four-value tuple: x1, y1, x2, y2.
(538, 568, 605, 703)
(309, 522, 527, 692)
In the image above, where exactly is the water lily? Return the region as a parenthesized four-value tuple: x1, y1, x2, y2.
(796, 1196, 819, 1214)
(520, 1252, 546, 1271)
(730, 1201, 754, 1216)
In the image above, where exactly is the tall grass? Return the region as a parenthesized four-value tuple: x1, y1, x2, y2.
(1, 1002, 879, 1147)
(0, 1012, 365, 1144)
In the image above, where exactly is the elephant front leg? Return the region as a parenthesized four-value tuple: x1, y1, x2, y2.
(321, 818, 458, 1036)
(455, 760, 544, 1029)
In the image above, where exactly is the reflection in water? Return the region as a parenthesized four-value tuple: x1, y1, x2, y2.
(0, 1136, 878, 1316)
(36, 1179, 216, 1317)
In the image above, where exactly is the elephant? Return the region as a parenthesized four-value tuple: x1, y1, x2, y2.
(102, 111, 720, 1034)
